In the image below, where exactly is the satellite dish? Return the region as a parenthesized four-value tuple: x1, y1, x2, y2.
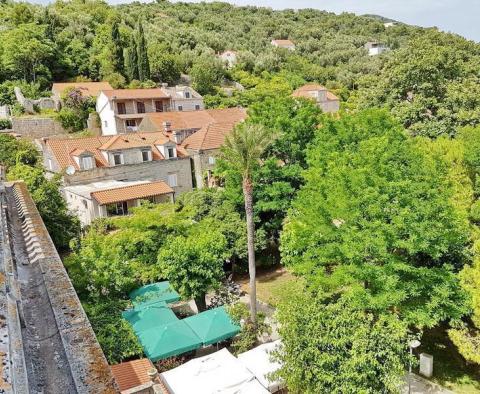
(65, 165, 76, 176)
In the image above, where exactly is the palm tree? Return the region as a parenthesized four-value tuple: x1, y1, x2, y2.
(221, 123, 274, 325)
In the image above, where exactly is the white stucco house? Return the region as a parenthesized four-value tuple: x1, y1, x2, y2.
(365, 42, 389, 56)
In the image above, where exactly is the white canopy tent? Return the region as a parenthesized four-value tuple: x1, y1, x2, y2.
(160, 348, 269, 394)
(237, 340, 284, 393)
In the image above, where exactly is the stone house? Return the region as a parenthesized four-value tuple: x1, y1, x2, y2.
(271, 39, 295, 51)
(64, 180, 174, 226)
(292, 84, 340, 113)
(364, 41, 389, 56)
(219, 50, 237, 68)
(96, 86, 205, 136)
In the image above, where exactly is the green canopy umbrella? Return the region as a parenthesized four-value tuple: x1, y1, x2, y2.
(137, 320, 202, 361)
(122, 303, 178, 334)
(184, 306, 240, 346)
(130, 281, 181, 309)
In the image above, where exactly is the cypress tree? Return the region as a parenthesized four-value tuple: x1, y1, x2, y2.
(136, 21, 150, 81)
(124, 35, 139, 81)
(111, 20, 124, 75)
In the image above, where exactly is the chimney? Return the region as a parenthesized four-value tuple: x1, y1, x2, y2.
(147, 368, 158, 382)
(173, 130, 182, 144)
(163, 121, 172, 132)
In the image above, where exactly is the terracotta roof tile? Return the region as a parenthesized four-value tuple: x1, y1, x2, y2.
(140, 108, 247, 132)
(110, 359, 154, 392)
(102, 88, 169, 100)
(182, 122, 238, 151)
(46, 132, 188, 171)
(99, 135, 152, 151)
(272, 39, 295, 46)
(52, 82, 113, 97)
(292, 84, 340, 102)
(91, 181, 174, 205)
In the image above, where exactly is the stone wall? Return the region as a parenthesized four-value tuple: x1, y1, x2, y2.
(62, 157, 194, 195)
(11, 117, 68, 138)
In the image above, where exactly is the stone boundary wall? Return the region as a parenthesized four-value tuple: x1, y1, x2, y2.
(7, 181, 118, 393)
(11, 117, 68, 138)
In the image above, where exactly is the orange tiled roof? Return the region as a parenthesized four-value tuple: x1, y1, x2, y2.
(110, 359, 154, 392)
(102, 88, 169, 100)
(52, 82, 113, 97)
(70, 148, 94, 156)
(292, 84, 340, 101)
(91, 181, 174, 205)
(182, 122, 238, 151)
(272, 39, 295, 46)
(141, 108, 247, 132)
(99, 135, 152, 151)
(46, 133, 188, 171)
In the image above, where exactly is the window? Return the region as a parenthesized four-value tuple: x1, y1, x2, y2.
(195, 104, 201, 110)
(136, 101, 145, 113)
(142, 150, 151, 162)
(106, 201, 128, 216)
(155, 101, 164, 112)
(208, 156, 216, 165)
(167, 173, 178, 187)
(113, 153, 123, 166)
(47, 158, 53, 170)
(185, 91, 190, 99)
(82, 156, 94, 170)
(104, 120, 108, 127)
(117, 102, 126, 114)
(82, 199, 88, 209)
(126, 119, 136, 127)
(178, 105, 183, 111)
(167, 147, 175, 159)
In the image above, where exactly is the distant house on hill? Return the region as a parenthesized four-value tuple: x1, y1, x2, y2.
(292, 84, 340, 113)
(365, 41, 389, 56)
(271, 39, 295, 51)
(219, 50, 238, 68)
(96, 85, 204, 135)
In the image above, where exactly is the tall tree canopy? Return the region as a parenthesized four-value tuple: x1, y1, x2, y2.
(281, 109, 470, 328)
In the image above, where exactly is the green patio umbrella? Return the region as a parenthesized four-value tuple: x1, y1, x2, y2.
(129, 281, 181, 309)
(137, 320, 202, 361)
(122, 302, 178, 334)
(184, 306, 240, 346)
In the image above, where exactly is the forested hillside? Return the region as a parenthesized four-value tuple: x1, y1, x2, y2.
(1, 0, 479, 136)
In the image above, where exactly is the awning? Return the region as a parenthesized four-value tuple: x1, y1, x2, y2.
(91, 181, 174, 206)
(122, 303, 178, 334)
(238, 341, 284, 393)
(183, 306, 240, 346)
(130, 281, 181, 309)
(137, 320, 202, 361)
(161, 348, 269, 394)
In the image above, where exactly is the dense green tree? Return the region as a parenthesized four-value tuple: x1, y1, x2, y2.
(0, 134, 39, 169)
(157, 224, 228, 311)
(136, 20, 150, 81)
(83, 298, 143, 364)
(190, 56, 225, 95)
(281, 109, 470, 328)
(124, 34, 139, 81)
(275, 285, 409, 394)
(149, 45, 181, 85)
(111, 18, 124, 75)
(220, 123, 275, 324)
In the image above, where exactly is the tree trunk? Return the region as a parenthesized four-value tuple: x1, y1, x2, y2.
(243, 177, 257, 326)
(195, 294, 207, 313)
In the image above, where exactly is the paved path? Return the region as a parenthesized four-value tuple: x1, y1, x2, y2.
(402, 374, 454, 394)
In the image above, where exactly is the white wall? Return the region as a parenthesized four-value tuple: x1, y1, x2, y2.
(96, 93, 117, 135)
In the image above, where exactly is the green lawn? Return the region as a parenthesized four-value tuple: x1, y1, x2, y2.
(237, 266, 297, 307)
(418, 325, 480, 393)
